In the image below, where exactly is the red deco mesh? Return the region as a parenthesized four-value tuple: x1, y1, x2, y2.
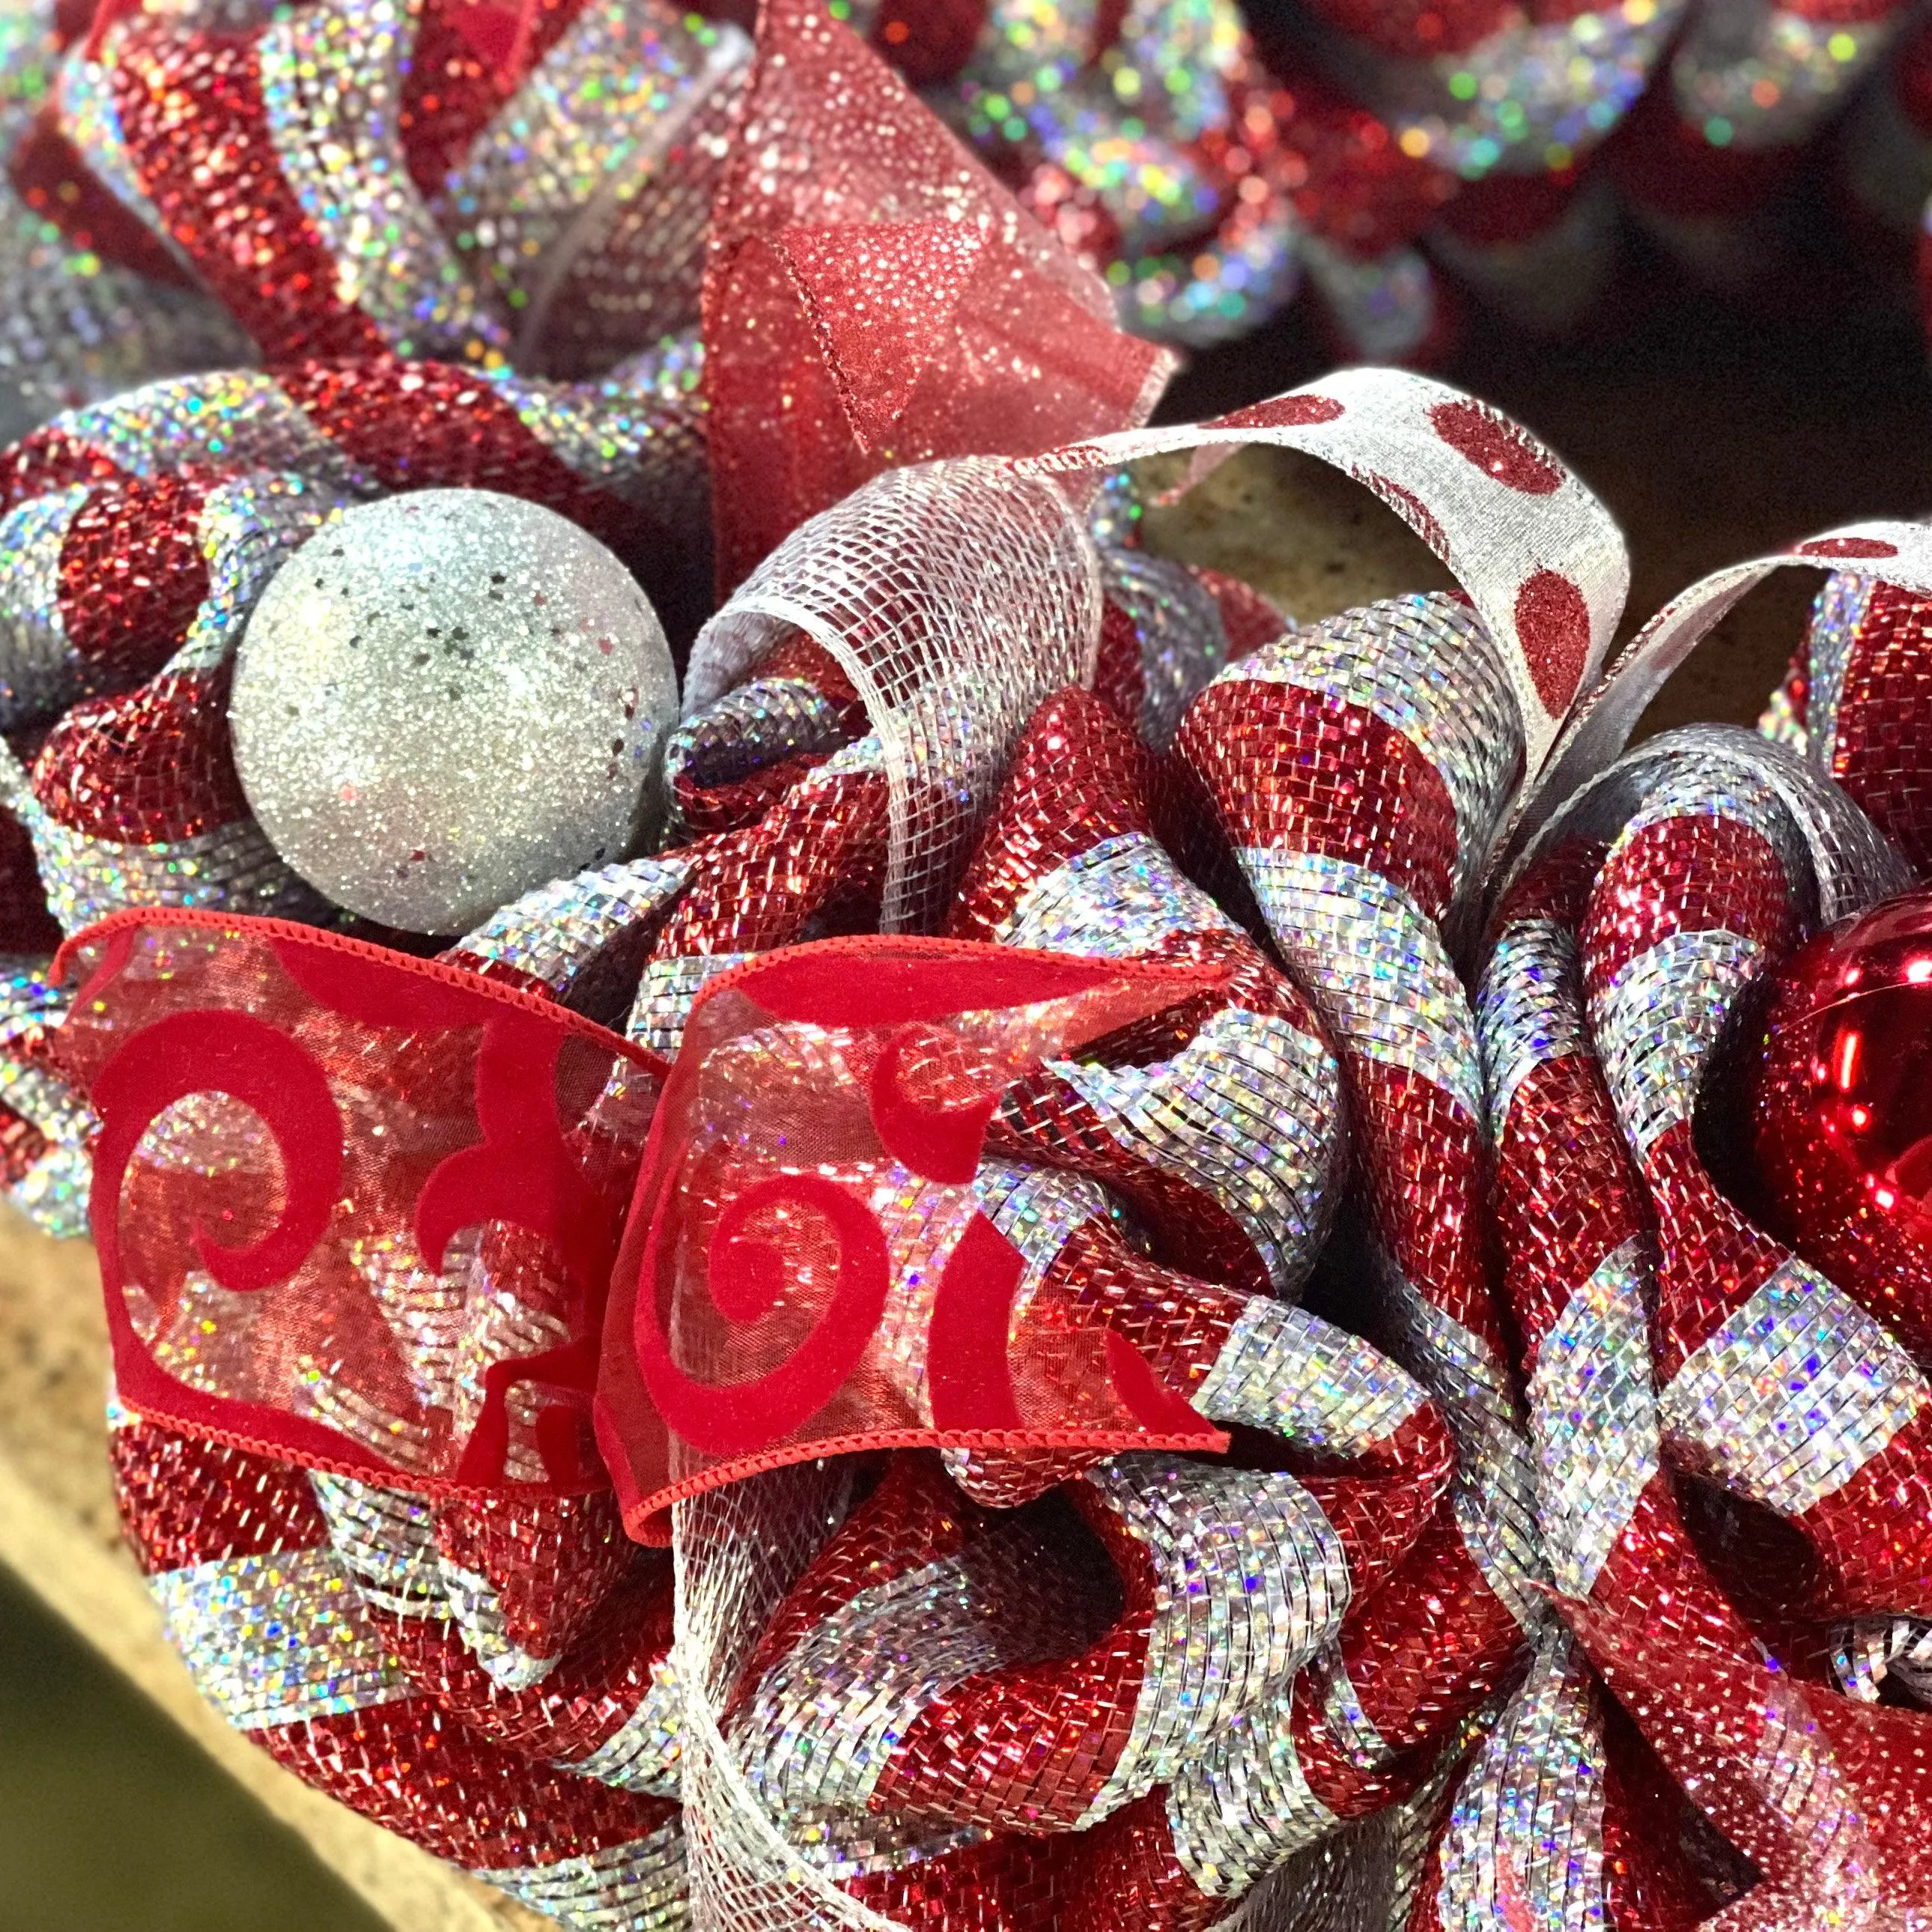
(50, 909, 663, 1496)
(701, 0, 1173, 592)
(595, 938, 1232, 1543)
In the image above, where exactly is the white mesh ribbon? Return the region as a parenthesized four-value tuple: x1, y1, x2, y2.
(673, 1466, 905, 1932)
(684, 455, 1102, 932)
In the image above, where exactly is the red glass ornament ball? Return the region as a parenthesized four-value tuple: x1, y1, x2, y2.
(1752, 888, 1932, 1349)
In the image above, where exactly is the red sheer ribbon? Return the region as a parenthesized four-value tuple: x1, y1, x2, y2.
(701, 0, 1175, 592)
(55, 916, 1233, 1527)
(52, 911, 665, 1496)
(595, 938, 1233, 1543)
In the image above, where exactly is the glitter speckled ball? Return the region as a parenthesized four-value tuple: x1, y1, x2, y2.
(231, 490, 678, 933)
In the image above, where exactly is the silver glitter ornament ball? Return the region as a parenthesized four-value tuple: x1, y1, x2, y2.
(231, 489, 678, 934)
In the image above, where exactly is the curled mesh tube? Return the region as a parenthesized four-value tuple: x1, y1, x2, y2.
(685, 456, 1102, 932)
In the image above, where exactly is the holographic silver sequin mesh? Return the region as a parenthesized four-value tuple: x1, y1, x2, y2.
(1671, 0, 1898, 151)
(1833, 1617, 1932, 1707)
(257, 0, 508, 360)
(150, 1545, 410, 1729)
(563, 1653, 685, 1797)
(1194, 1297, 1427, 1453)
(998, 831, 1231, 954)
(1798, 572, 1874, 771)
(732, 1510, 1096, 1816)
(0, 486, 85, 726)
(1242, 850, 1484, 1121)
(1227, 593, 1522, 902)
(660, 679, 852, 841)
(1526, 1240, 1660, 1601)
(1349, 0, 1688, 178)
(1476, 915, 1590, 1140)
(16, 798, 324, 932)
(1657, 1257, 1931, 1516)
(473, 1822, 688, 1932)
(1096, 543, 1231, 750)
(1591, 927, 1766, 1160)
(431, 0, 747, 361)
(1373, 1250, 1545, 1633)
(628, 953, 752, 1060)
(971, 1157, 1113, 1326)
(1433, 1627, 1606, 1932)
(1075, 1453, 1351, 1827)
(1049, 1003, 1343, 1295)
(1165, 1689, 1340, 1895)
(453, 854, 691, 1003)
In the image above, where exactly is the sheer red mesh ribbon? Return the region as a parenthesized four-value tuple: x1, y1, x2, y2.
(51, 911, 663, 1495)
(595, 938, 1233, 1542)
(701, 0, 1175, 592)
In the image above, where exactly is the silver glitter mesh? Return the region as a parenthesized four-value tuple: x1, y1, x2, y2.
(1476, 915, 1589, 1141)
(998, 830, 1232, 953)
(686, 457, 1102, 932)
(257, 0, 508, 360)
(1832, 1617, 1932, 1707)
(1434, 1627, 1606, 1932)
(660, 679, 852, 842)
(1194, 1297, 1427, 1453)
(1798, 572, 1873, 771)
(1671, 0, 1898, 150)
(1242, 849, 1484, 1122)
(0, 485, 84, 726)
(1075, 1453, 1351, 1827)
(1048, 1002, 1343, 1295)
(1096, 542, 1231, 750)
(563, 1653, 685, 1797)
(1526, 1239, 1659, 1602)
(1166, 1689, 1340, 1896)
(1591, 926, 1766, 1161)
(1374, 1249, 1546, 1633)
(453, 854, 691, 1004)
(431, 0, 747, 365)
(1229, 594, 1522, 907)
(1348, 0, 1687, 178)
(493, 345, 709, 517)
(1657, 1257, 1932, 1516)
(472, 1821, 688, 1932)
(149, 1545, 410, 1729)
(0, 204, 250, 443)
(0, 958, 95, 1237)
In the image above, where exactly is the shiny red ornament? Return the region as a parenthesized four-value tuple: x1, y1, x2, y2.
(1752, 887, 1932, 1361)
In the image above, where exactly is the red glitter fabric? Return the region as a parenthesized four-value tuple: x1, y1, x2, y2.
(700, 0, 1172, 590)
